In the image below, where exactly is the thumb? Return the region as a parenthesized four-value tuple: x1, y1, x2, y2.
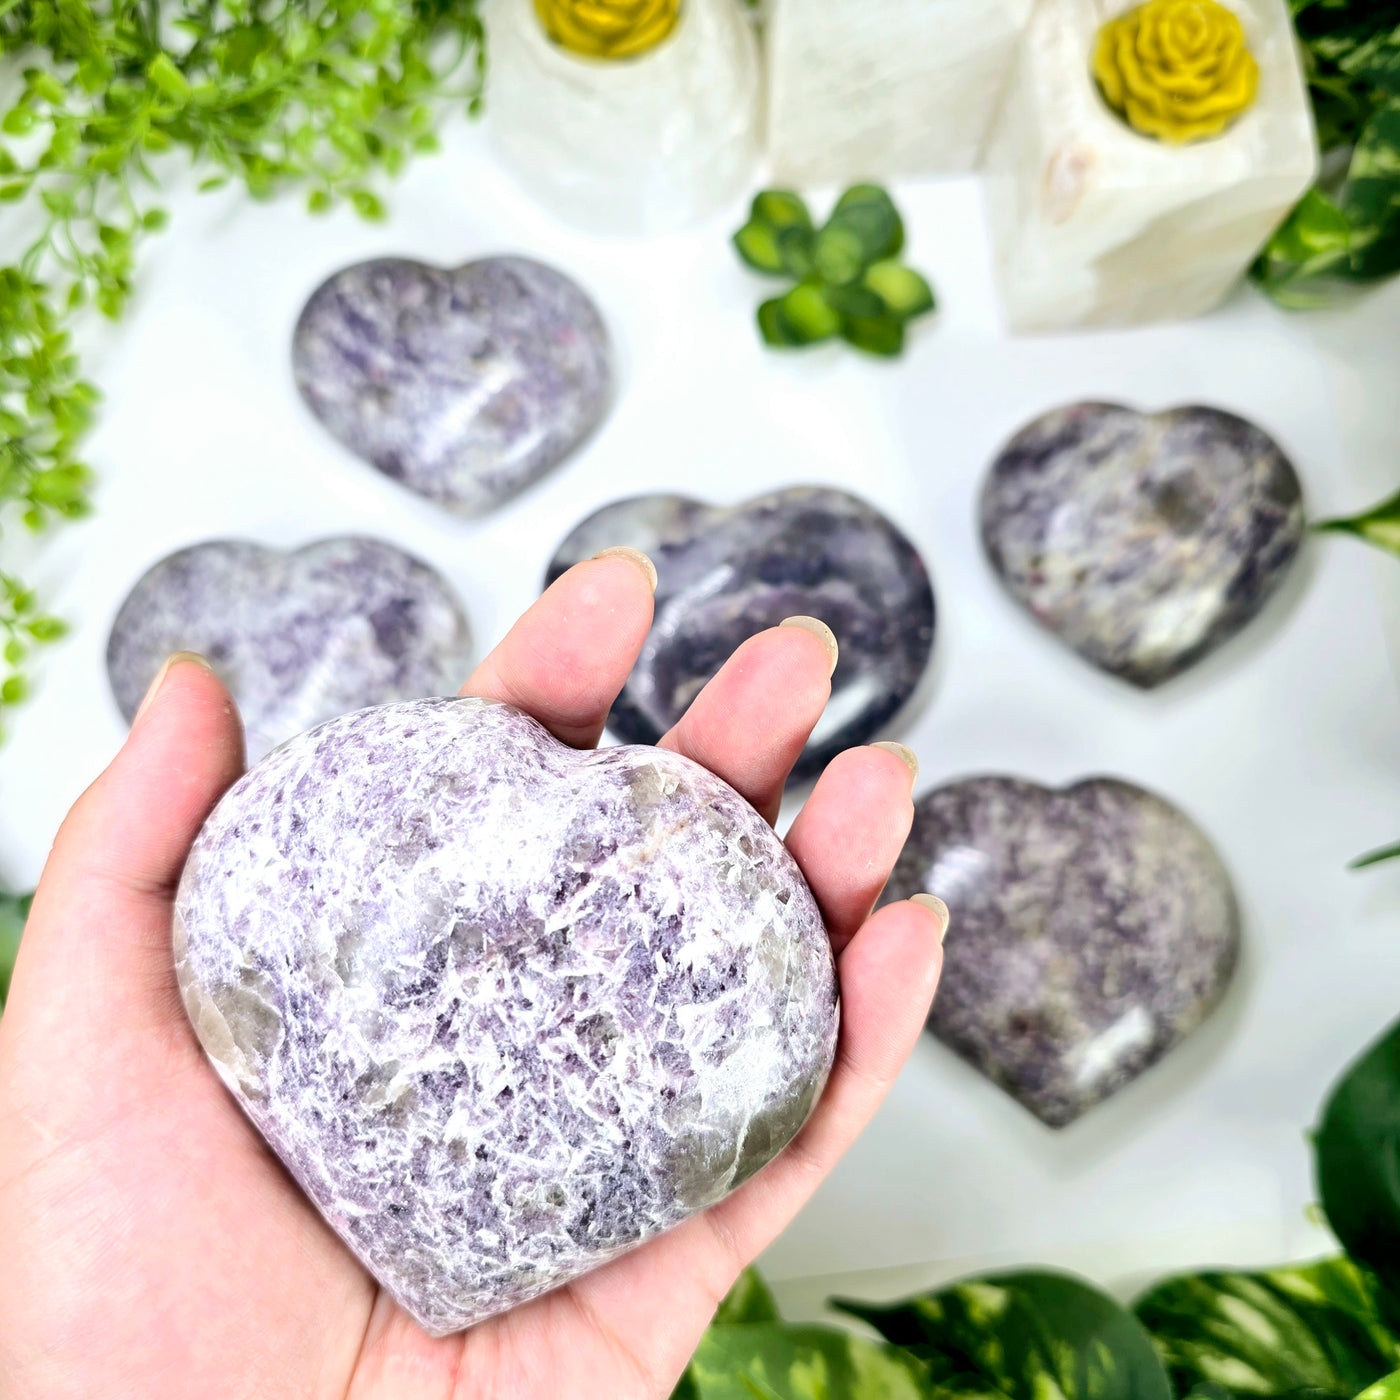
(4, 654, 244, 1056)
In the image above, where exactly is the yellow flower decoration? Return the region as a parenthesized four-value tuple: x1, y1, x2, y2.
(534, 0, 681, 59)
(1092, 0, 1259, 144)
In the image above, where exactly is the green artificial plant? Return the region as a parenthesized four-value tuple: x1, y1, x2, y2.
(0, 0, 487, 740)
(674, 1012, 1400, 1400)
(733, 184, 936, 358)
(0, 890, 31, 1013)
(1253, 0, 1400, 306)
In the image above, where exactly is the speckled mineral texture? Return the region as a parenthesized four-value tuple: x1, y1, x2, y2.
(547, 486, 935, 783)
(293, 257, 611, 514)
(981, 403, 1305, 686)
(882, 775, 1239, 1127)
(108, 537, 472, 761)
(174, 698, 838, 1335)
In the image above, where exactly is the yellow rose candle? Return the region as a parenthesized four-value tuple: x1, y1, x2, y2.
(982, 0, 1316, 331)
(535, 0, 681, 58)
(1093, 0, 1259, 143)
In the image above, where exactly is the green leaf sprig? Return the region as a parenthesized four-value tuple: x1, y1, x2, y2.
(679, 1013, 1400, 1400)
(0, 0, 487, 733)
(0, 889, 32, 1012)
(733, 184, 936, 358)
(1252, 1, 1400, 306)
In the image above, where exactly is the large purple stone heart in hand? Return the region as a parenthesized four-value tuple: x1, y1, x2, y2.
(107, 537, 472, 761)
(293, 257, 611, 515)
(174, 698, 838, 1335)
(981, 403, 1305, 686)
(882, 775, 1239, 1127)
(547, 486, 936, 784)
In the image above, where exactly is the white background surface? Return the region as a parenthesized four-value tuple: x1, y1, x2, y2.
(2, 115, 1398, 1302)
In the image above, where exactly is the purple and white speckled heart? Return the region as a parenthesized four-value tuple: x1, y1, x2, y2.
(174, 698, 838, 1335)
(293, 256, 612, 515)
(882, 774, 1239, 1127)
(107, 537, 472, 761)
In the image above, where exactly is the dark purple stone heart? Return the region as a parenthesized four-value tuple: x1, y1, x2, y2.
(882, 775, 1239, 1127)
(981, 403, 1305, 686)
(293, 256, 611, 515)
(174, 698, 838, 1334)
(546, 486, 935, 783)
(107, 537, 472, 760)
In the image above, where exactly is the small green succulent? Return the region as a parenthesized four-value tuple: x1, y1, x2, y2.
(732, 184, 936, 358)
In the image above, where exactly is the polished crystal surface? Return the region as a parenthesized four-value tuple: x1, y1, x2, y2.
(883, 775, 1240, 1127)
(981, 402, 1305, 686)
(293, 256, 611, 514)
(547, 486, 936, 783)
(174, 698, 838, 1335)
(767, 0, 1034, 183)
(107, 536, 472, 760)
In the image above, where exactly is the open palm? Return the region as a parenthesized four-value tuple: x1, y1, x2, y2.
(0, 552, 945, 1400)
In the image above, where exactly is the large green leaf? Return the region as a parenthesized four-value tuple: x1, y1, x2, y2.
(688, 1323, 930, 1400)
(0, 889, 30, 1009)
(716, 1269, 782, 1326)
(1134, 1256, 1400, 1398)
(1362, 1373, 1400, 1400)
(1316, 1018, 1400, 1302)
(1315, 487, 1400, 559)
(834, 1269, 1172, 1400)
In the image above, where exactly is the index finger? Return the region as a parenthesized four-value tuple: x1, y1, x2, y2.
(462, 548, 656, 748)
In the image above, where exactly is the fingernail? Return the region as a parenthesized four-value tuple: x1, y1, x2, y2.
(872, 741, 918, 783)
(590, 546, 658, 594)
(134, 651, 213, 723)
(781, 615, 838, 677)
(911, 893, 950, 944)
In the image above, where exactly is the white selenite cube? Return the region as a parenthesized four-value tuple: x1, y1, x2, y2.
(765, 0, 1036, 184)
(984, 0, 1318, 333)
(485, 0, 760, 236)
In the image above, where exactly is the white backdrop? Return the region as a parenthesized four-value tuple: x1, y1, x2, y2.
(2, 114, 1397, 1300)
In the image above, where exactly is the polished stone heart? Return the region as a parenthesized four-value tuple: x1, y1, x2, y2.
(293, 256, 611, 515)
(981, 403, 1305, 686)
(547, 486, 935, 783)
(108, 537, 472, 761)
(174, 698, 838, 1334)
(882, 775, 1239, 1127)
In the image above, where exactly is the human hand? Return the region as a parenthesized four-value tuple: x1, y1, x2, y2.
(0, 551, 945, 1400)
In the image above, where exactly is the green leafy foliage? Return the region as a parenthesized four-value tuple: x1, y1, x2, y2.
(1315, 488, 1400, 559)
(835, 1269, 1172, 1400)
(0, 0, 487, 728)
(1315, 1017, 1400, 1311)
(733, 185, 935, 358)
(1361, 1371, 1400, 1398)
(1134, 1256, 1400, 1398)
(1253, 2, 1400, 305)
(716, 1268, 782, 1326)
(0, 889, 32, 1011)
(689, 1324, 930, 1400)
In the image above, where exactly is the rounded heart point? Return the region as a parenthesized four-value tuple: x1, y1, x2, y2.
(174, 698, 838, 1335)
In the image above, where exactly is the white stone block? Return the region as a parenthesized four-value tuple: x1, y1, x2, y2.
(766, 0, 1036, 184)
(486, 0, 760, 236)
(985, 0, 1318, 333)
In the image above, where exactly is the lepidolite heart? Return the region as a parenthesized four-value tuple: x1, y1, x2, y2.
(547, 486, 935, 783)
(981, 403, 1305, 686)
(108, 537, 472, 761)
(293, 256, 611, 514)
(881, 776, 1239, 1127)
(174, 698, 838, 1335)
